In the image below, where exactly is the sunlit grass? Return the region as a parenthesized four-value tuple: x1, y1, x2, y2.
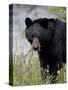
(9, 54, 66, 86)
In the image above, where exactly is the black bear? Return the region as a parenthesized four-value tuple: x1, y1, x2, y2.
(25, 17, 66, 75)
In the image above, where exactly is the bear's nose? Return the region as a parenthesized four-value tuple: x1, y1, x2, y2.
(32, 37, 40, 51)
(33, 47, 38, 50)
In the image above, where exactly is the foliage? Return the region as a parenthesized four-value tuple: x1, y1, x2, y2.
(48, 7, 66, 21)
(9, 53, 66, 86)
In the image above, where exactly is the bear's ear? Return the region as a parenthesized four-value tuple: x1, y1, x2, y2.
(40, 18, 48, 28)
(25, 17, 33, 27)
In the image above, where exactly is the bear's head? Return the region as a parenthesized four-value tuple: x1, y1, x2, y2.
(25, 17, 55, 51)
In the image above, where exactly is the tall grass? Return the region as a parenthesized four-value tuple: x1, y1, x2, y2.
(9, 52, 66, 86)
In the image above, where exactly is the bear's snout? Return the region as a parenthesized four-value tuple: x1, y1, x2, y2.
(32, 37, 40, 51)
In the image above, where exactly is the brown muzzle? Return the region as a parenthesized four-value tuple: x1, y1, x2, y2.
(32, 37, 40, 51)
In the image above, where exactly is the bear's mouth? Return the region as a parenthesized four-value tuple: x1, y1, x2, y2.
(32, 37, 40, 51)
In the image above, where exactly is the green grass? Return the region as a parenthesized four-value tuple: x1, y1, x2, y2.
(9, 54, 66, 86)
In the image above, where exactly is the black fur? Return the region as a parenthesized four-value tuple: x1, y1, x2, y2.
(25, 17, 66, 75)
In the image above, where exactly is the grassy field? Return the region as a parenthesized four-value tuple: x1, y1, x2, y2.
(9, 52, 66, 86)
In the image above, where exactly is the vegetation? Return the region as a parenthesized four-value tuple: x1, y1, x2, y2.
(9, 51, 66, 86)
(48, 7, 66, 21)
